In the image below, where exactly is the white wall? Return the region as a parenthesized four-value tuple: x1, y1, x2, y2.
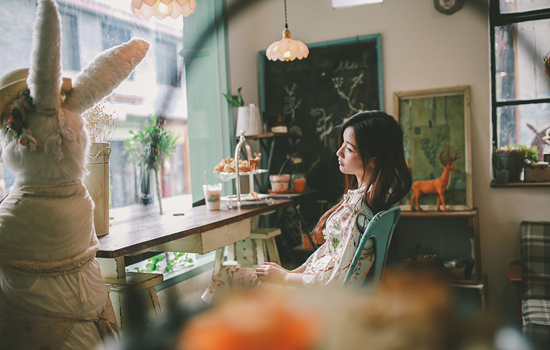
(227, 0, 550, 319)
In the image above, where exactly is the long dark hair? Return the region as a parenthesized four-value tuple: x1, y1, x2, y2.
(311, 111, 412, 241)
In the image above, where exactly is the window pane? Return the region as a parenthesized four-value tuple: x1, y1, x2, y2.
(496, 103, 550, 159)
(155, 39, 180, 87)
(0, 0, 191, 213)
(102, 21, 131, 50)
(500, 0, 550, 14)
(495, 19, 550, 101)
(59, 11, 80, 71)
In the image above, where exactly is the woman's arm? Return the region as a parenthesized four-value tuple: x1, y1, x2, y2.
(255, 262, 304, 287)
(290, 265, 306, 273)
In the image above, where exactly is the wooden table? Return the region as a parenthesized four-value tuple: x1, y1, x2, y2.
(96, 199, 293, 329)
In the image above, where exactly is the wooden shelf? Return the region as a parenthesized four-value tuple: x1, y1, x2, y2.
(450, 274, 488, 311)
(390, 209, 482, 286)
(490, 180, 550, 187)
(400, 209, 478, 217)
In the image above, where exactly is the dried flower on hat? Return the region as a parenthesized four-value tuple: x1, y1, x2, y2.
(3, 88, 38, 151)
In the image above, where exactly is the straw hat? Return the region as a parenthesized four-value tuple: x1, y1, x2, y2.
(0, 68, 72, 115)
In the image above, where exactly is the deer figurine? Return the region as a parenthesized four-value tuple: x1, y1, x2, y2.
(410, 149, 460, 211)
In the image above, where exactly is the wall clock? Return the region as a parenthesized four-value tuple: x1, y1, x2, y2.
(434, 0, 466, 15)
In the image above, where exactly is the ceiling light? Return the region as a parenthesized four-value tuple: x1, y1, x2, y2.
(266, 0, 309, 62)
(131, 0, 196, 20)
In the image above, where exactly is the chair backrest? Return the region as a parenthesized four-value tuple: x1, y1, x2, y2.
(342, 206, 401, 287)
(520, 221, 550, 300)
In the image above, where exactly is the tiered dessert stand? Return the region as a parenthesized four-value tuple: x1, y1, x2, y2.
(216, 131, 274, 209)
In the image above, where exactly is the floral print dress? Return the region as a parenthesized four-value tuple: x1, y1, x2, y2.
(201, 187, 374, 303)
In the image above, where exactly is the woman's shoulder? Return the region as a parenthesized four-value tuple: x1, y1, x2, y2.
(344, 187, 373, 214)
(343, 187, 365, 204)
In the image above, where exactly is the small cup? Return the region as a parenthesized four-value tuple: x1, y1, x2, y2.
(291, 174, 306, 192)
(203, 183, 222, 210)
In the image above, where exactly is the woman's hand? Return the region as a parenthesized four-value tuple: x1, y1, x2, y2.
(255, 262, 289, 285)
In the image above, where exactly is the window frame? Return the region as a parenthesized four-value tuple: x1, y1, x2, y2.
(489, 0, 550, 150)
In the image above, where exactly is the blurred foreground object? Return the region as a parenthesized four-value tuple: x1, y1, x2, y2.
(109, 270, 519, 350)
(178, 287, 321, 350)
(174, 270, 500, 350)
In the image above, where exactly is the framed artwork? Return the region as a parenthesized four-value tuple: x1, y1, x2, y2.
(394, 86, 472, 211)
(258, 34, 383, 203)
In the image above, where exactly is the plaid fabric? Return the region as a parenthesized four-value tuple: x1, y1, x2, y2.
(521, 221, 550, 327)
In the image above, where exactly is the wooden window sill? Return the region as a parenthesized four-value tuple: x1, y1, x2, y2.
(490, 181, 550, 187)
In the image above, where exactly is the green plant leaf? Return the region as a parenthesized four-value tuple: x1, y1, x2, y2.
(237, 87, 244, 106)
(222, 87, 245, 107)
(123, 115, 179, 170)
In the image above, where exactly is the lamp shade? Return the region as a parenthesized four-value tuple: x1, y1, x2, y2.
(131, 0, 196, 20)
(266, 28, 309, 61)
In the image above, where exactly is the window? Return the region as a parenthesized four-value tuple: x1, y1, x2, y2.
(0, 0, 191, 215)
(102, 21, 131, 50)
(155, 39, 180, 87)
(490, 0, 550, 160)
(102, 21, 134, 81)
(60, 11, 80, 71)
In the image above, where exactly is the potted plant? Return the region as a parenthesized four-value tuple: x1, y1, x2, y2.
(83, 101, 118, 237)
(493, 145, 538, 183)
(124, 115, 178, 213)
(223, 87, 262, 136)
(223, 86, 244, 108)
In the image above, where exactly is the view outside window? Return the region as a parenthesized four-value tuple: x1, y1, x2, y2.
(492, 0, 550, 159)
(60, 11, 80, 71)
(156, 39, 180, 87)
(500, 0, 550, 13)
(0, 0, 191, 214)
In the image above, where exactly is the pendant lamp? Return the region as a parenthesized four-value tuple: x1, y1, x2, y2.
(266, 0, 309, 61)
(131, 0, 196, 20)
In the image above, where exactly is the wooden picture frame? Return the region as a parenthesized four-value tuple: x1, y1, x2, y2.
(394, 86, 472, 211)
(258, 34, 383, 203)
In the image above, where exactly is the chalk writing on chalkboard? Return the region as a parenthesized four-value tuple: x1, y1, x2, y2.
(258, 34, 383, 203)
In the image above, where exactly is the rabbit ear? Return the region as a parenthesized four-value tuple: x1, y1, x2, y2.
(27, 0, 62, 114)
(64, 38, 150, 115)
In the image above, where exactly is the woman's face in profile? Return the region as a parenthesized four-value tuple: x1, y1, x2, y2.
(336, 126, 365, 181)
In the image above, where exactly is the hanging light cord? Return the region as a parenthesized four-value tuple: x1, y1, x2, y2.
(284, 0, 288, 29)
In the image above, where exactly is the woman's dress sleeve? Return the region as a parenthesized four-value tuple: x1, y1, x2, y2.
(302, 190, 375, 286)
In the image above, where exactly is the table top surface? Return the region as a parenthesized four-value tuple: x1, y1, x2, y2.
(97, 199, 293, 258)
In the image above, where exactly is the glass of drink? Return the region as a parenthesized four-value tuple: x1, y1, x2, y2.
(202, 183, 222, 210)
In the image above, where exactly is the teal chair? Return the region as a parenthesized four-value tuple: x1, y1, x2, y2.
(342, 206, 401, 287)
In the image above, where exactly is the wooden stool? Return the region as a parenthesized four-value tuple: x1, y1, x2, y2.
(213, 227, 282, 275)
(103, 272, 163, 331)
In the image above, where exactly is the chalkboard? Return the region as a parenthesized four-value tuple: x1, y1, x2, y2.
(258, 34, 383, 203)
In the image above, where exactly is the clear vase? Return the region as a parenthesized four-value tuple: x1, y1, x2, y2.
(140, 166, 154, 205)
(83, 142, 111, 237)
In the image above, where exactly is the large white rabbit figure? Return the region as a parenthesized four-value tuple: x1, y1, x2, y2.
(0, 1, 149, 349)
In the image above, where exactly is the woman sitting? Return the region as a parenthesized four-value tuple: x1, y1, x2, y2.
(202, 111, 412, 303)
